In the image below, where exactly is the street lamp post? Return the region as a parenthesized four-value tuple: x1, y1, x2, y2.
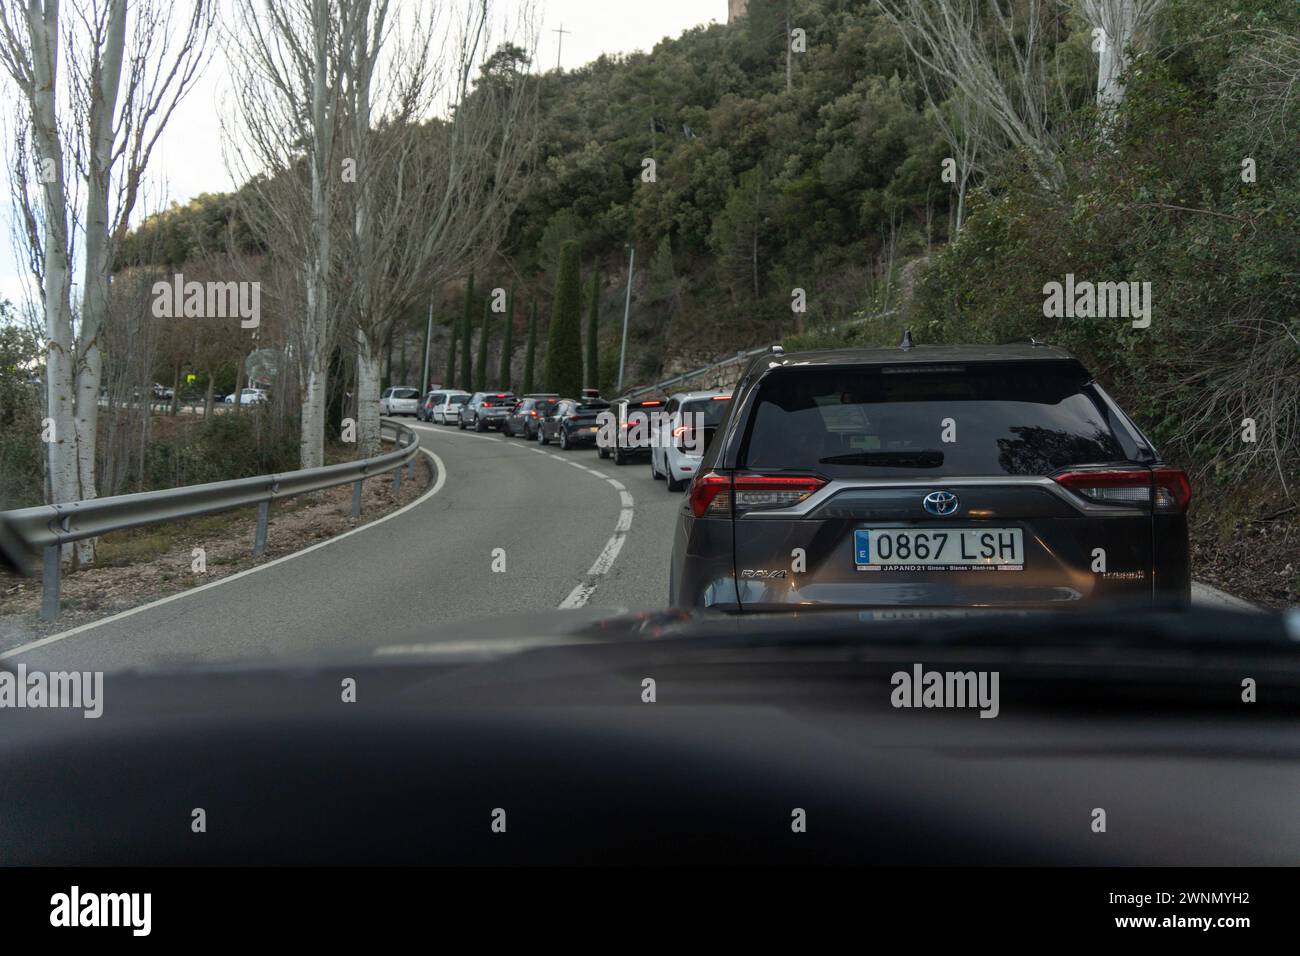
(617, 244, 635, 393)
(420, 301, 433, 390)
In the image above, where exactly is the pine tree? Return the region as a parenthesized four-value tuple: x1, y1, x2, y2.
(546, 241, 583, 399)
(523, 300, 538, 394)
(585, 266, 599, 390)
(498, 286, 515, 391)
(444, 320, 457, 389)
(475, 296, 491, 392)
(460, 272, 474, 390)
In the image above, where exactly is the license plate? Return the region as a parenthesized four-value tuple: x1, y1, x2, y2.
(853, 528, 1023, 571)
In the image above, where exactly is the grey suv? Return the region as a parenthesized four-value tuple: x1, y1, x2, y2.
(670, 341, 1192, 611)
(459, 392, 517, 432)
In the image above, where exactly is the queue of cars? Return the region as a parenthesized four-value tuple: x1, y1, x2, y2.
(395, 337, 1193, 611)
(411, 385, 734, 481)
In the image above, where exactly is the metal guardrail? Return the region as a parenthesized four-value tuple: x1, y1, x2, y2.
(622, 345, 773, 401)
(620, 310, 903, 401)
(1, 420, 421, 621)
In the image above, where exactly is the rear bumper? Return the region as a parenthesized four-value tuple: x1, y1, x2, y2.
(664, 447, 703, 480)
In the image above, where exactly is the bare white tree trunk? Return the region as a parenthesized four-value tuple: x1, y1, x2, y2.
(876, 0, 1066, 189)
(0, 0, 211, 565)
(337, 0, 539, 455)
(354, 329, 384, 458)
(1080, 1, 1165, 115)
(229, 0, 347, 469)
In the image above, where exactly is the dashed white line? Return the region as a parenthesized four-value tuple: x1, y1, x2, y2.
(417, 421, 634, 610)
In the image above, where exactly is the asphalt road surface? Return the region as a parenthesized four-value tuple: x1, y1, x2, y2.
(4, 420, 680, 673)
(3, 417, 1255, 673)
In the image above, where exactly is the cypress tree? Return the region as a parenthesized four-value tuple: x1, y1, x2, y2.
(444, 321, 456, 389)
(475, 296, 491, 392)
(585, 266, 599, 390)
(546, 241, 583, 398)
(523, 301, 538, 394)
(460, 272, 474, 390)
(498, 286, 515, 391)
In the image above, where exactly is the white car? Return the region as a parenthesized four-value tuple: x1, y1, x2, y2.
(224, 388, 268, 405)
(380, 386, 421, 416)
(431, 391, 471, 424)
(649, 390, 733, 492)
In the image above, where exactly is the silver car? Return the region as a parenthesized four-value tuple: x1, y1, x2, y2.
(649, 389, 733, 492)
(431, 391, 471, 424)
(380, 386, 421, 416)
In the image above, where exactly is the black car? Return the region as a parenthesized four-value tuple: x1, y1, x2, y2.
(538, 398, 611, 449)
(670, 342, 1192, 611)
(597, 397, 665, 464)
(503, 395, 559, 438)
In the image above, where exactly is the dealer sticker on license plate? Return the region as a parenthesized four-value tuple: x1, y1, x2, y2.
(854, 528, 1024, 572)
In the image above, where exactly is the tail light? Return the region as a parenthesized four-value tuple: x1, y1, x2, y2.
(530, 410, 538, 418)
(689, 473, 826, 518)
(689, 473, 733, 517)
(1053, 467, 1191, 513)
(483, 401, 493, 408)
(1151, 467, 1192, 512)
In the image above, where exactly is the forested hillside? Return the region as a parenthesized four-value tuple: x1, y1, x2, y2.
(112, 0, 1297, 603)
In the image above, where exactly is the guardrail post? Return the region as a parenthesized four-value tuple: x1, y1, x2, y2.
(253, 500, 270, 557)
(392, 466, 402, 494)
(351, 479, 362, 518)
(40, 545, 60, 621)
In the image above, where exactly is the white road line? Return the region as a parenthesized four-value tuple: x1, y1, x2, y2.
(559, 498, 636, 608)
(417, 419, 635, 610)
(2, 448, 448, 661)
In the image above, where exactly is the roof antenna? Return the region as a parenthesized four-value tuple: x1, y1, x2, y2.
(899, 329, 914, 351)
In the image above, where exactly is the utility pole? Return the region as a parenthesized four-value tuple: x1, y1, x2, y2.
(617, 244, 635, 393)
(420, 301, 434, 390)
(785, 3, 793, 94)
(553, 24, 571, 72)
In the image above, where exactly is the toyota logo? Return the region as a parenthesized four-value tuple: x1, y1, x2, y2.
(923, 491, 959, 516)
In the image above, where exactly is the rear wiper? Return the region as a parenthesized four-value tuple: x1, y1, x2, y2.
(819, 450, 944, 468)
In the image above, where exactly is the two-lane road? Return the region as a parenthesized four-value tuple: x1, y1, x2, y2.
(6, 420, 681, 673)
(3, 417, 1257, 672)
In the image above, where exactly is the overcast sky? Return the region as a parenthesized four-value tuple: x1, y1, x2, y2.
(1, 0, 721, 308)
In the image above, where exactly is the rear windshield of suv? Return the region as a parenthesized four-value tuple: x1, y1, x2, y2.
(448, 395, 470, 405)
(682, 397, 731, 426)
(391, 389, 420, 399)
(740, 364, 1127, 477)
